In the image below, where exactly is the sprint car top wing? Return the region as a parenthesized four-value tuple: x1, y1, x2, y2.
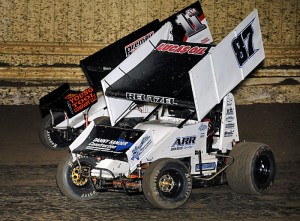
(105, 40, 214, 109)
(103, 9, 265, 125)
(80, 1, 212, 91)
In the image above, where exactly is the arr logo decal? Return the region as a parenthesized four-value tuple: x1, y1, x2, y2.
(171, 136, 196, 151)
(232, 18, 259, 67)
(156, 42, 208, 55)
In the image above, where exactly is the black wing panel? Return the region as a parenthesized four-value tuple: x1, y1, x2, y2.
(105, 40, 214, 108)
(80, 19, 160, 91)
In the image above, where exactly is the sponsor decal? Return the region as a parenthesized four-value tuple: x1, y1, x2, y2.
(224, 130, 234, 137)
(199, 124, 208, 131)
(175, 8, 207, 39)
(171, 136, 196, 151)
(232, 18, 259, 67)
(115, 138, 133, 151)
(226, 97, 233, 105)
(225, 123, 235, 129)
(103, 66, 112, 71)
(87, 138, 130, 152)
(199, 124, 207, 138)
(126, 92, 177, 105)
(196, 162, 216, 171)
(226, 115, 235, 122)
(201, 37, 210, 44)
(135, 105, 149, 113)
(131, 135, 152, 161)
(67, 87, 97, 114)
(226, 107, 234, 115)
(156, 42, 208, 55)
(125, 31, 154, 57)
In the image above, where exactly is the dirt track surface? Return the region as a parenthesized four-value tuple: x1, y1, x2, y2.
(0, 104, 299, 220)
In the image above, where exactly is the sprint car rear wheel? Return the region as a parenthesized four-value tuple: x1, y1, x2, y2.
(226, 142, 276, 194)
(143, 158, 192, 209)
(39, 112, 75, 150)
(56, 154, 99, 201)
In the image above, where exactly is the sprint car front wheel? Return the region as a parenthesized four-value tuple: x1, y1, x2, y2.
(226, 142, 276, 194)
(39, 112, 75, 150)
(143, 158, 192, 209)
(56, 154, 99, 201)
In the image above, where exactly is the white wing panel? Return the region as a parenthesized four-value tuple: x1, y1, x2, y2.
(102, 23, 173, 125)
(189, 9, 265, 120)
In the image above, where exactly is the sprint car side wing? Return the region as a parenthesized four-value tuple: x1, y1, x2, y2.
(101, 22, 174, 125)
(189, 9, 265, 120)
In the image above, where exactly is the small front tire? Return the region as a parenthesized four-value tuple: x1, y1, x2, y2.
(56, 154, 99, 201)
(143, 158, 192, 209)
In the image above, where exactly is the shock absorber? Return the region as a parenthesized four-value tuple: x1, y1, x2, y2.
(84, 113, 89, 127)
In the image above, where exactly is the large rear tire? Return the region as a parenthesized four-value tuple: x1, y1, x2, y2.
(39, 112, 75, 150)
(143, 158, 192, 209)
(226, 142, 276, 194)
(56, 154, 99, 201)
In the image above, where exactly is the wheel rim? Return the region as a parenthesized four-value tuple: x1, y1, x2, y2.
(254, 155, 271, 185)
(67, 161, 94, 191)
(71, 166, 88, 186)
(158, 169, 183, 198)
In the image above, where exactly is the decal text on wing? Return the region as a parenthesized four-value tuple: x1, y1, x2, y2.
(156, 42, 208, 55)
(125, 31, 155, 57)
(67, 87, 97, 114)
(232, 18, 259, 67)
(126, 92, 177, 105)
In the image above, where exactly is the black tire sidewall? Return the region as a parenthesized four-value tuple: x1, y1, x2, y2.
(39, 112, 70, 150)
(143, 159, 192, 209)
(226, 142, 276, 195)
(56, 154, 99, 201)
(250, 146, 276, 193)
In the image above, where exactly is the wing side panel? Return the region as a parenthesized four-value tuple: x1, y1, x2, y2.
(189, 9, 265, 120)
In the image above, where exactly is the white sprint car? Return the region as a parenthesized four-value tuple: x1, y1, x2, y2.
(56, 8, 275, 209)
